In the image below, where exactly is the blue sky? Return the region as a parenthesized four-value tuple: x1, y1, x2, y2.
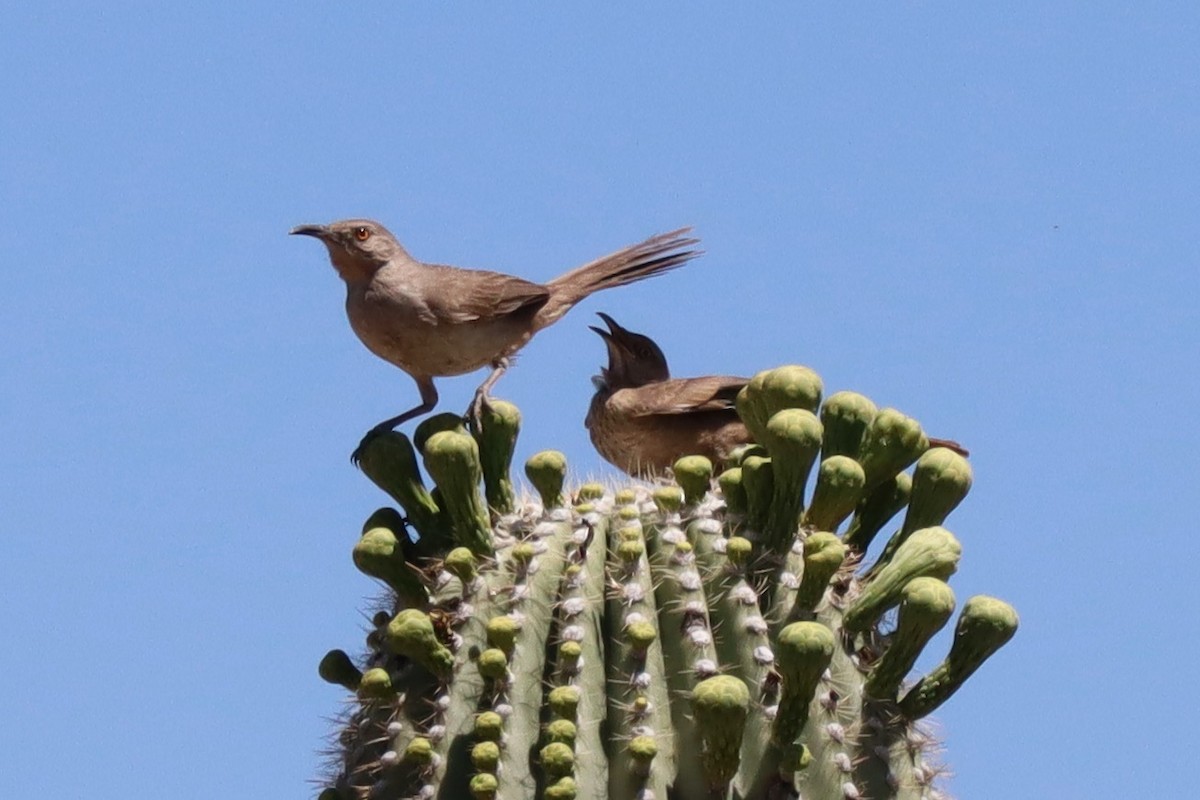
(2, 3, 1197, 797)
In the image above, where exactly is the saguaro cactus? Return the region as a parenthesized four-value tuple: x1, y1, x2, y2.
(314, 366, 1017, 800)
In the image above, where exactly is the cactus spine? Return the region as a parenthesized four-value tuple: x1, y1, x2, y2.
(316, 366, 1017, 800)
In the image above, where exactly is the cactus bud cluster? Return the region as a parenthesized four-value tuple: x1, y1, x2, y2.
(315, 367, 1016, 800)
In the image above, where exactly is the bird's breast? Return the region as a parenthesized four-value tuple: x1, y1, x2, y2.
(344, 280, 529, 377)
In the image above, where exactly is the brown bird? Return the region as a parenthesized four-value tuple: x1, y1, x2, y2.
(586, 313, 750, 478)
(290, 219, 700, 459)
(585, 314, 970, 478)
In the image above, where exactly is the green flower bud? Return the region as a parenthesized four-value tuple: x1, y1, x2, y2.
(736, 365, 824, 445)
(477, 648, 509, 680)
(414, 412, 468, 453)
(471, 740, 501, 772)
(473, 398, 521, 515)
(474, 711, 504, 741)
(842, 472, 912, 553)
(614, 488, 638, 506)
(355, 432, 449, 551)
(652, 486, 684, 514)
(318, 649, 362, 692)
(673, 455, 714, 506)
(760, 409, 823, 554)
(625, 620, 657, 653)
(557, 641, 582, 672)
(726, 536, 753, 567)
(469, 772, 498, 799)
(545, 718, 577, 747)
(865, 577, 956, 700)
(486, 615, 519, 656)
(692, 674, 751, 789)
(386, 609, 454, 679)
(717, 467, 748, 516)
(819, 390, 878, 460)
(548, 685, 580, 721)
(575, 482, 606, 502)
(773, 622, 835, 746)
(858, 408, 929, 492)
(899, 596, 1019, 718)
(617, 539, 645, 564)
(443, 546, 478, 585)
(903, 447, 973, 536)
(541, 741, 575, 779)
(403, 736, 433, 766)
(353, 527, 429, 608)
(544, 777, 578, 800)
(792, 532, 847, 613)
(802, 455, 866, 533)
(422, 430, 493, 555)
(741, 455, 774, 532)
(843, 527, 962, 633)
(525, 450, 568, 509)
(355, 667, 394, 700)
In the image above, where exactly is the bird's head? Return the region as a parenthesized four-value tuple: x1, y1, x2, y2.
(289, 218, 411, 283)
(589, 312, 670, 391)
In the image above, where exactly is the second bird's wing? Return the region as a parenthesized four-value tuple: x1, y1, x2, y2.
(421, 265, 551, 324)
(609, 376, 749, 418)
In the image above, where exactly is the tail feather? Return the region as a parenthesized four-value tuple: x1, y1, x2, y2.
(537, 228, 701, 328)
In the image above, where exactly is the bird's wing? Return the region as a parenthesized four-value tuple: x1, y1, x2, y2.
(421, 265, 551, 323)
(608, 376, 750, 418)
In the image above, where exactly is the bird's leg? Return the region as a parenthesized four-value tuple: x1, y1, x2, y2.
(467, 357, 510, 432)
(351, 378, 439, 465)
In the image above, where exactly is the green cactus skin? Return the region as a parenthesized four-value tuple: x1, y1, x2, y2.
(319, 383, 1016, 800)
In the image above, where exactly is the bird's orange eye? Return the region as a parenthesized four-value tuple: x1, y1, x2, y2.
(354, 226, 371, 241)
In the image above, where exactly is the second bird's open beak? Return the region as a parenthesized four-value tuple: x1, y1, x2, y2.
(289, 224, 329, 239)
(589, 313, 631, 373)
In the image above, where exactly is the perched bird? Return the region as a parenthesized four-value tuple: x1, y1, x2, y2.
(290, 219, 700, 458)
(585, 314, 970, 478)
(586, 313, 750, 478)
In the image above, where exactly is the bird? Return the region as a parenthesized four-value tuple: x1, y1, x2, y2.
(585, 313, 970, 479)
(290, 219, 701, 460)
(585, 313, 751, 478)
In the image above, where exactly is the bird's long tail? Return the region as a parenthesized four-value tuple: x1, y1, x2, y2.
(537, 227, 701, 328)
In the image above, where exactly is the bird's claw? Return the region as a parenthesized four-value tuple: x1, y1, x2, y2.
(465, 391, 491, 434)
(351, 425, 390, 467)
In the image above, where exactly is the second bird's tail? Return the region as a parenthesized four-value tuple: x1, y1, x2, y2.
(536, 228, 701, 329)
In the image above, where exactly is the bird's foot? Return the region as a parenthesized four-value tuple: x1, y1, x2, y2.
(351, 424, 394, 467)
(464, 390, 492, 434)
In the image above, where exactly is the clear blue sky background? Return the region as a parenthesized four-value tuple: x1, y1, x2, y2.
(2, 4, 1196, 798)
